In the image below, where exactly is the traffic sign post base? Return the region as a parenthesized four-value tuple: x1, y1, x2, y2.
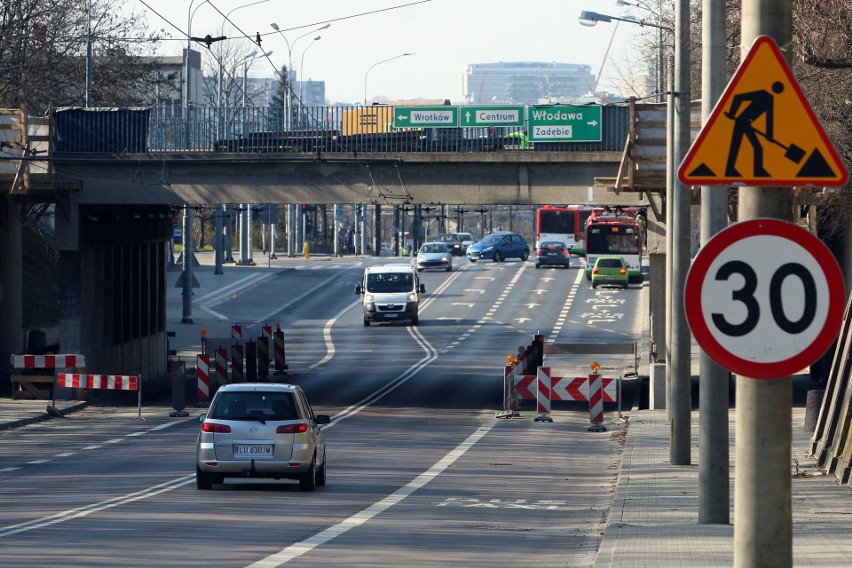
(587, 422, 607, 432)
(534, 413, 553, 423)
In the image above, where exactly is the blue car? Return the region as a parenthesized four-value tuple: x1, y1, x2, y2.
(466, 232, 530, 263)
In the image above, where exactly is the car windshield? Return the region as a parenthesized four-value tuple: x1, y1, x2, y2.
(479, 235, 501, 245)
(420, 244, 446, 254)
(540, 241, 563, 249)
(458, 233, 473, 242)
(366, 272, 414, 293)
(208, 391, 297, 421)
(438, 234, 459, 242)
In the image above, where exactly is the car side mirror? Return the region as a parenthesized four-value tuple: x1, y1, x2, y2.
(315, 414, 331, 425)
(198, 414, 207, 422)
(419, 284, 426, 293)
(354, 285, 362, 295)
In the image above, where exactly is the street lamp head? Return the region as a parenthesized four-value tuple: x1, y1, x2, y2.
(318, 24, 331, 31)
(271, 22, 279, 30)
(579, 10, 610, 26)
(244, 50, 258, 60)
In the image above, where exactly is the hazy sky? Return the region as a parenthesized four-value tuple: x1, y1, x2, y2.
(135, 0, 648, 104)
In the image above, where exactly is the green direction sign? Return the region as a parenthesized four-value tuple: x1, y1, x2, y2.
(528, 105, 602, 142)
(460, 106, 525, 127)
(392, 106, 459, 128)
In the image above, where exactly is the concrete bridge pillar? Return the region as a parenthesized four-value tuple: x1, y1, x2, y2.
(0, 197, 23, 393)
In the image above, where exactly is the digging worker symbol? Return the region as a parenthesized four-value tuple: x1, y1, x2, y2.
(724, 81, 784, 177)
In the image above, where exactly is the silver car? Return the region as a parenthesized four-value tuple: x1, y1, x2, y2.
(196, 383, 330, 491)
(415, 242, 453, 272)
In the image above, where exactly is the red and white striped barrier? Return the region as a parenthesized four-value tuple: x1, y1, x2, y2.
(11, 354, 86, 369)
(273, 329, 286, 372)
(231, 344, 244, 382)
(587, 373, 606, 431)
(511, 367, 617, 426)
(57, 373, 138, 390)
(196, 354, 210, 404)
(231, 323, 243, 339)
(534, 367, 558, 422)
(56, 373, 143, 418)
(513, 374, 616, 403)
(215, 348, 227, 388)
(551, 377, 616, 403)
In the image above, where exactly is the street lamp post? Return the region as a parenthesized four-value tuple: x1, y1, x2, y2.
(579, 10, 671, 101)
(615, 0, 666, 102)
(364, 53, 413, 105)
(297, 36, 321, 129)
(217, 0, 271, 137)
(242, 50, 272, 108)
(270, 23, 331, 129)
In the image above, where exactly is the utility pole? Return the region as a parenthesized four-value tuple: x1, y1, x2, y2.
(669, 0, 692, 466)
(735, 2, 793, 565)
(698, 0, 730, 524)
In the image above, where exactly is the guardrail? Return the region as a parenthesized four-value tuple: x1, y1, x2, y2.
(51, 104, 630, 154)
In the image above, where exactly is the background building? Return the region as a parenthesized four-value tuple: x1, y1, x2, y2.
(462, 62, 596, 105)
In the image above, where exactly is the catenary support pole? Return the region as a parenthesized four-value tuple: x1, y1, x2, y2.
(214, 205, 224, 275)
(181, 205, 194, 323)
(699, 0, 730, 525)
(735, 1, 793, 565)
(669, 0, 692, 465)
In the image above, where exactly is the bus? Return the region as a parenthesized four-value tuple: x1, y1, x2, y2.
(583, 210, 645, 284)
(535, 204, 599, 254)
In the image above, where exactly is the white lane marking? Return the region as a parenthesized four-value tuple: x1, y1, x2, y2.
(0, 476, 195, 538)
(246, 423, 496, 567)
(255, 272, 344, 325)
(547, 269, 584, 342)
(198, 273, 277, 320)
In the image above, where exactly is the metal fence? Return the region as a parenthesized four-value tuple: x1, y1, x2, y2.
(53, 104, 630, 155)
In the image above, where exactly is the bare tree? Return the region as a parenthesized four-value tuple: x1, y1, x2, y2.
(0, 0, 163, 113)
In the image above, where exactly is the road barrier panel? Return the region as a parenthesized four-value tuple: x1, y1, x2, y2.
(246, 340, 257, 381)
(257, 335, 270, 379)
(56, 373, 143, 419)
(231, 323, 243, 339)
(534, 367, 557, 423)
(273, 330, 287, 372)
(10, 354, 86, 401)
(587, 373, 607, 432)
(171, 360, 189, 416)
(196, 354, 210, 406)
(231, 344, 244, 383)
(214, 348, 228, 389)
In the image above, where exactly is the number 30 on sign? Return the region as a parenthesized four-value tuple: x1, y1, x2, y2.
(685, 218, 845, 379)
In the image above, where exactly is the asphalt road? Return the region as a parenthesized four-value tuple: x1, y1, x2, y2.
(0, 256, 647, 567)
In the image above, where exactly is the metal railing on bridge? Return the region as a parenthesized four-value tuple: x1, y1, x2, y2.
(51, 104, 629, 155)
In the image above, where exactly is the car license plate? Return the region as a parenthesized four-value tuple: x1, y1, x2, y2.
(234, 444, 273, 457)
(384, 313, 398, 318)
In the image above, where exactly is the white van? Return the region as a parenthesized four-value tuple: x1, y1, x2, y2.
(354, 264, 425, 326)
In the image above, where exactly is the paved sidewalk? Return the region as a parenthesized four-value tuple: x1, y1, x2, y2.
(595, 406, 852, 567)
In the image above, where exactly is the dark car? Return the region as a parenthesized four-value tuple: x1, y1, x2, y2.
(437, 233, 465, 256)
(466, 231, 530, 263)
(535, 240, 571, 269)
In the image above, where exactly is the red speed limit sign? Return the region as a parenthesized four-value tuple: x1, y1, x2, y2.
(685, 218, 845, 379)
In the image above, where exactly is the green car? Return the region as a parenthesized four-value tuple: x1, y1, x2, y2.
(591, 256, 629, 289)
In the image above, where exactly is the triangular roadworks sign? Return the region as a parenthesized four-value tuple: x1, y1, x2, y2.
(679, 35, 848, 187)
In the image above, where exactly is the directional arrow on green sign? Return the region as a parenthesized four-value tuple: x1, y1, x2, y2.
(392, 106, 459, 128)
(528, 105, 602, 142)
(460, 106, 525, 127)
